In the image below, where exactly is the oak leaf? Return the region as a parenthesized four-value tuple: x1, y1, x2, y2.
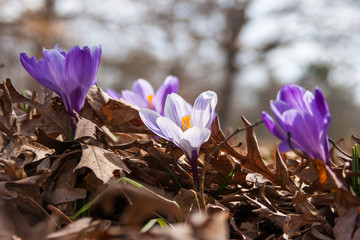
(74, 143, 130, 183)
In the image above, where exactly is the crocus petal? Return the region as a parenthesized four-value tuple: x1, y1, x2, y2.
(278, 141, 292, 153)
(302, 90, 315, 114)
(20, 53, 59, 92)
(319, 114, 331, 165)
(42, 48, 66, 89)
(310, 88, 330, 131)
(191, 91, 217, 129)
(277, 84, 306, 110)
(88, 45, 102, 85)
(121, 90, 148, 108)
(156, 116, 183, 146)
(163, 75, 179, 93)
(269, 100, 294, 134)
(270, 100, 292, 118)
(53, 47, 90, 113)
(261, 111, 287, 141)
(153, 76, 179, 115)
(179, 126, 211, 158)
(119, 75, 179, 115)
(132, 79, 154, 99)
(139, 108, 171, 140)
(314, 88, 329, 117)
(55, 44, 66, 56)
(164, 93, 191, 129)
(64, 46, 95, 88)
(277, 135, 304, 153)
(283, 110, 323, 161)
(106, 89, 122, 99)
(62, 46, 101, 113)
(153, 83, 174, 115)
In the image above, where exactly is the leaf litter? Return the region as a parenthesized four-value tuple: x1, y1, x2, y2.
(0, 79, 359, 240)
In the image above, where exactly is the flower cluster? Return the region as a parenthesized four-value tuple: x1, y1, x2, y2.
(20, 44, 333, 190)
(20, 45, 102, 116)
(262, 84, 331, 166)
(107, 76, 179, 116)
(139, 91, 217, 189)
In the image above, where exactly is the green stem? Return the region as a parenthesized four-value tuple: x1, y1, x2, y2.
(214, 165, 239, 198)
(69, 117, 74, 141)
(164, 166, 182, 189)
(70, 177, 180, 219)
(352, 145, 359, 196)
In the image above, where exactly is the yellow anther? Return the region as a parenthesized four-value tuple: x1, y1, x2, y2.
(181, 115, 191, 131)
(147, 94, 154, 109)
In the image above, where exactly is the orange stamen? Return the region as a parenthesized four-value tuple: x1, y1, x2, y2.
(181, 115, 191, 131)
(147, 94, 154, 109)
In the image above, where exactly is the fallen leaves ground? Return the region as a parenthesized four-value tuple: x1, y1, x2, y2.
(0, 79, 359, 240)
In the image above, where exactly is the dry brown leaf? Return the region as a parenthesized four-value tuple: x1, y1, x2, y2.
(1, 136, 54, 163)
(0, 79, 16, 137)
(46, 187, 87, 205)
(46, 217, 92, 239)
(144, 144, 193, 189)
(204, 153, 236, 187)
(74, 116, 97, 140)
(0, 198, 31, 239)
(211, 116, 296, 192)
(74, 143, 130, 183)
(283, 213, 323, 239)
(333, 207, 359, 240)
(293, 192, 323, 219)
(238, 221, 259, 239)
(352, 135, 360, 144)
(35, 128, 76, 154)
(0, 158, 27, 180)
(173, 188, 202, 218)
(2, 76, 359, 239)
(210, 116, 245, 158)
(2, 79, 71, 138)
(244, 194, 286, 229)
(334, 188, 360, 216)
(83, 85, 149, 133)
(0, 174, 51, 239)
(151, 212, 229, 240)
(282, 192, 329, 239)
(91, 181, 181, 228)
(237, 116, 284, 187)
(274, 150, 298, 193)
(42, 157, 80, 206)
(3, 175, 46, 203)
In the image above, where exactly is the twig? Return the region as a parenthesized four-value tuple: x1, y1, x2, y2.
(48, 204, 73, 225)
(199, 119, 263, 215)
(287, 132, 308, 159)
(24, 198, 61, 228)
(328, 137, 352, 158)
(191, 189, 202, 215)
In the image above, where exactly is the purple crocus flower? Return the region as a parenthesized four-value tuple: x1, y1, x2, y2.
(107, 76, 179, 116)
(106, 88, 122, 100)
(139, 91, 217, 190)
(20, 45, 102, 116)
(262, 84, 331, 166)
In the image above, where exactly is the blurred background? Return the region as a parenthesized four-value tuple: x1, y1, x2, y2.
(0, 0, 359, 145)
